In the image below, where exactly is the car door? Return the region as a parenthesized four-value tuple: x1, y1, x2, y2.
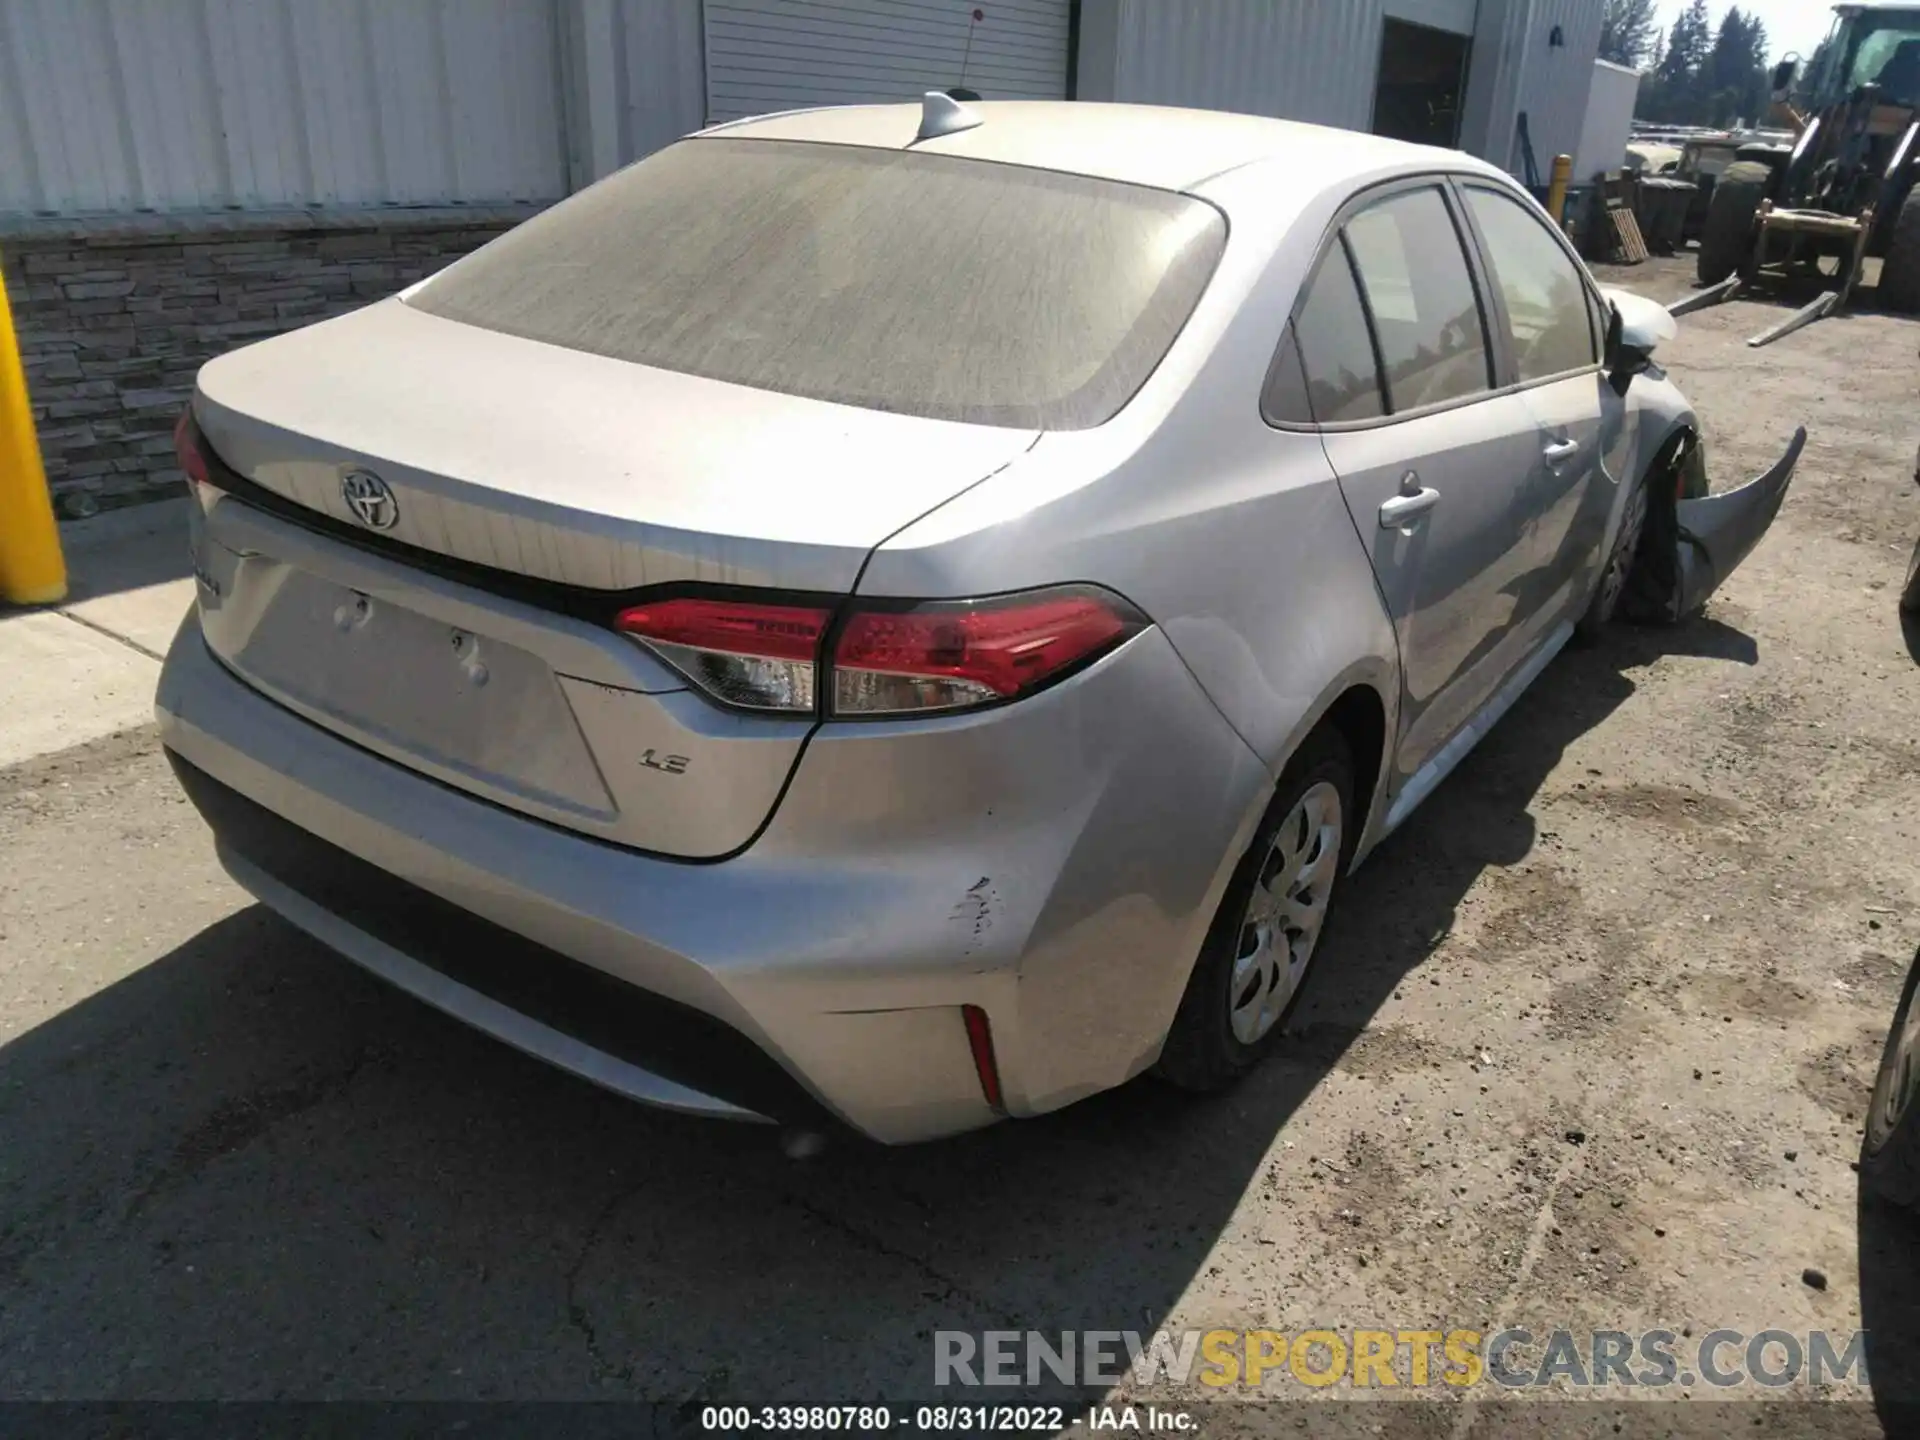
(1294, 182, 1556, 789)
(1456, 180, 1624, 625)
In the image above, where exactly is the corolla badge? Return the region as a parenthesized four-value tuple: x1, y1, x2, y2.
(340, 469, 399, 530)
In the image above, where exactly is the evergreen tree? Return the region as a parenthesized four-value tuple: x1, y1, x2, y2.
(1599, 0, 1660, 68)
(1658, 0, 1714, 89)
(1706, 8, 1755, 123)
(1638, 1, 1776, 128)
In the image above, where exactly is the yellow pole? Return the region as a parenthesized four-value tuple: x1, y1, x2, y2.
(1546, 154, 1574, 227)
(0, 247, 66, 606)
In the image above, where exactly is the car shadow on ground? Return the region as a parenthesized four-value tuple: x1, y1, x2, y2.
(1860, 1190, 1920, 1433)
(0, 618, 1762, 1409)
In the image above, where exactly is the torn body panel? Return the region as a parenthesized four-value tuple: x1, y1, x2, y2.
(1622, 427, 1807, 624)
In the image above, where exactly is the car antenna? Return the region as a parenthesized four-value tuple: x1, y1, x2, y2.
(915, 90, 983, 143)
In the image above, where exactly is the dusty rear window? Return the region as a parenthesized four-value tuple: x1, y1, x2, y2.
(405, 137, 1226, 430)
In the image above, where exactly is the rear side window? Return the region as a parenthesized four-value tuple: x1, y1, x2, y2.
(1274, 243, 1387, 424)
(1463, 185, 1599, 382)
(406, 138, 1227, 431)
(1343, 188, 1493, 412)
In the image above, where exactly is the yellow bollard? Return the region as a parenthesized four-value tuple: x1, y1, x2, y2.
(0, 247, 67, 606)
(1546, 154, 1574, 227)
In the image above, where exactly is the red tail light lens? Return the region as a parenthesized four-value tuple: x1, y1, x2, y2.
(616, 598, 830, 713)
(174, 412, 221, 508)
(831, 586, 1143, 716)
(614, 586, 1144, 718)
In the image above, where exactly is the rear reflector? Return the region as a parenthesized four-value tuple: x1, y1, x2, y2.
(616, 599, 830, 714)
(961, 1004, 1004, 1113)
(615, 585, 1144, 719)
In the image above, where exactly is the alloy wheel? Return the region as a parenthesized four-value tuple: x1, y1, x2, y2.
(1229, 781, 1343, 1046)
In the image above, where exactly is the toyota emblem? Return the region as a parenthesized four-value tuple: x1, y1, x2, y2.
(341, 469, 399, 530)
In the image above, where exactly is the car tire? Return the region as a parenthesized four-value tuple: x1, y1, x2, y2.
(1156, 727, 1357, 1093)
(1901, 535, 1920, 615)
(1573, 471, 1653, 646)
(1881, 192, 1920, 316)
(1861, 951, 1920, 1211)
(1697, 161, 1772, 286)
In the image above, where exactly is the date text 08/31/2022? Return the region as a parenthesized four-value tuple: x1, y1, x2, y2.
(699, 1405, 1194, 1432)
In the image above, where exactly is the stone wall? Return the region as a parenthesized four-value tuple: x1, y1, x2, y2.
(1, 206, 541, 516)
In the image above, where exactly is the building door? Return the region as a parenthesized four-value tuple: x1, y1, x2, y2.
(1373, 18, 1473, 148)
(702, 0, 1073, 126)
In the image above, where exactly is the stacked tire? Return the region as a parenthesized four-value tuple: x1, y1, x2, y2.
(1880, 192, 1920, 315)
(1696, 161, 1774, 286)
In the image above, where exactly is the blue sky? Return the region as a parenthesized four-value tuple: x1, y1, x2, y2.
(1654, 1, 1835, 62)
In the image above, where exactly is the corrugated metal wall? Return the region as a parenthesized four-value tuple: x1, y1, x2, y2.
(1106, 0, 1387, 134)
(0, 0, 570, 216)
(1385, 0, 1478, 37)
(703, 0, 1072, 125)
(1512, 0, 1605, 179)
(619, 0, 708, 156)
(1098, 0, 1606, 183)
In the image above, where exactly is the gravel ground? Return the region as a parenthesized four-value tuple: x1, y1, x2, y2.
(1, 254, 1917, 1436)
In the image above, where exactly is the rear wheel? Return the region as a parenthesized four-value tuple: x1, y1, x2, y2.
(1697, 161, 1772, 286)
(1862, 952, 1920, 1211)
(1879, 192, 1920, 316)
(1157, 728, 1356, 1092)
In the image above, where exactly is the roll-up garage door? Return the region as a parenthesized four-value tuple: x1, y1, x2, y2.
(703, 0, 1074, 126)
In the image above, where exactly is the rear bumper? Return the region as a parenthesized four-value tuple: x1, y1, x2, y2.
(157, 610, 1269, 1143)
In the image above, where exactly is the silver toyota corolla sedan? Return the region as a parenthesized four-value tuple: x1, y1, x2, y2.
(157, 99, 1803, 1143)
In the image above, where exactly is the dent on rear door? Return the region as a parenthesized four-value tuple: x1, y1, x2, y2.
(1620, 426, 1807, 624)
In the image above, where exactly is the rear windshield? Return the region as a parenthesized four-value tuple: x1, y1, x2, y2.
(405, 138, 1226, 430)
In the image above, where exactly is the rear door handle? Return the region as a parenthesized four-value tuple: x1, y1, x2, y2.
(1379, 487, 1441, 529)
(1544, 438, 1582, 464)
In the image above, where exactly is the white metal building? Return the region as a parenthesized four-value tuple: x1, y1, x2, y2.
(1, 0, 1607, 218)
(0, 0, 1609, 514)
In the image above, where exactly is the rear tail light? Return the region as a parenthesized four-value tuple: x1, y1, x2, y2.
(174, 411, 221, 509)
(832, 589, 1142, 716)
(615, 598, 830, 713)
(615, 585, 1144, 718)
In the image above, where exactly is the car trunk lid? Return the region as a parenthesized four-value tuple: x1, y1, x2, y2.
(193, 298, 1038, 594)
(187, 301, 1037, 857)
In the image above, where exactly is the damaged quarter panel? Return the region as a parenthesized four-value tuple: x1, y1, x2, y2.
(732, 626, 1273, 1116)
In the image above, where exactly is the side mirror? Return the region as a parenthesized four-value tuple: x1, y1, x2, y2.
(1605, 302, 1657, 396)
(1771, 58, 1799, 98)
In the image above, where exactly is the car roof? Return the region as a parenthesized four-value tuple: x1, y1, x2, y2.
(700, 99, 1500, 195)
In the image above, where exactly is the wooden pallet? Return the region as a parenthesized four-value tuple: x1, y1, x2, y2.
(1605, 202, 1650, 265)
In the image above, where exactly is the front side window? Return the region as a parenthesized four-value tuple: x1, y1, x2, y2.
(405, 138, 1226, 431)
(1463, 186, 1599, 383)
(1342, 187, 1493, 413)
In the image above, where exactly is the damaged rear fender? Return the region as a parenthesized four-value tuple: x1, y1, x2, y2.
(1621, 427, 1807, 625)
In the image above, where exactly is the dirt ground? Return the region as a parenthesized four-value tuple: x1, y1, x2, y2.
(1, 252, 1918, 1436)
